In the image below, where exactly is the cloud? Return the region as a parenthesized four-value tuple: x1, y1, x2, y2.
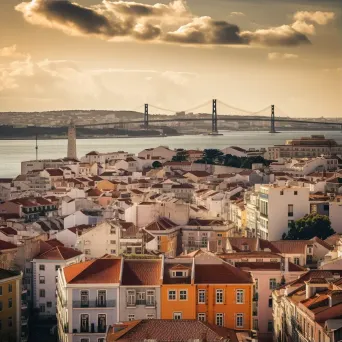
(240, 25, 311, 46)
(164, 16, 244, 44)
(0, 45, 27, 58)
(268, 52, 299, 60)
(16, 0, 321, 47)
(161, 70, 198, 85)
(293, 11, 335, 25)
(230, 12, 245, 17)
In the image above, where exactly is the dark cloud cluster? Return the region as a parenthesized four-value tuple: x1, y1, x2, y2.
(15, 0, 335, 47)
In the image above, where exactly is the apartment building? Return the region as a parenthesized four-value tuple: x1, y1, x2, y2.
(219, 251, 306, 336)
(120, 259, 162, 321)
(246, 184, 310, 240)
(75, 221, 142, 259)
(0, 269, 23, 342)
(32, 246, 83, 317)
(57, 256, 122, 342)
(268, 135, 342, 160)
(273, 270, 342, 342)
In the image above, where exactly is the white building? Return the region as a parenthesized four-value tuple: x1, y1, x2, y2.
(247, 184, 310, 240)
(63, 210, 103, 229)
(57, 256, 122, 342)
(33, 246, 83, 317)
(138, 146, 176, 161)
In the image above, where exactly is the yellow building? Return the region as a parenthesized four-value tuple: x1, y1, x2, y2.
(0, 269, 22, 342)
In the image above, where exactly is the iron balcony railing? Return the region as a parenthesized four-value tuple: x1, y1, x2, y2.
(73, 299, 116, 308)
(127, 299, 156, 307)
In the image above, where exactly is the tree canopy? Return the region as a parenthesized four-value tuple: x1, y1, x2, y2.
(283, 214, 335, 240)
(172, 150, 189, 162)
(152, 161, 162, 169)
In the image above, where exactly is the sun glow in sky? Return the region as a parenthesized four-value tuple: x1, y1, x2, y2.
(0, 0, 341, 116)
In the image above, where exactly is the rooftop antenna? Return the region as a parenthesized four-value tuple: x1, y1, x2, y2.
(35, 133, 38, 161)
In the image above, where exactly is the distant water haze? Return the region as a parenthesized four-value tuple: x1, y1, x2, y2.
(1, 131, 342, 177)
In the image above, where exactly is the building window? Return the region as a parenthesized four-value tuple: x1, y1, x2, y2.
(39, 304, 45, 313)
(98, 314, 106, 333)
(110, 250, 116, 254)
(269, 278, 277, 290)
(179, 290, 187, 301)
(97, 290, 106, 307)
(146, 314, 154, 319)
(39, 289, 45, 298)
(216, 289, 223, 303)
(216, 313, 224, 327)
(127, 290, 136, 306)
(80, 314, 89, 333)
(253, 319, 258, 330)
(85, 249, 90, 255)
(294, 257, 300, 265)
(0, 286, 2, 295)
(81, 290, 89, 307)
(146, 290, 155, 306)
(47, 302, 52, 308)
(110, 240, 116, 244)
(81, 340, 89, 342)
(268, 297, 272, 307)
(55, 265, 60, 271)
(8, 284, 12, 293)
(268, 320, 273, 332)
(236, 313, 244, 328)
(198, 313, 206, 322)
(39, 265, 45, 271)
(168, 290, 176, 301)
(8, 317, 12, 327)
(39, 276, 45, 284)
(294, 191, 298, 195)
(136, 291, 145, 305)
(128, 314, 135, 321)
(173, 312, 182, 320)
(255, 279, 258, 291)
(236, 290, 244, 304)
(198, 289, 206, 304)
(280, 191, 284, 195)
(288, 204, 294, 217)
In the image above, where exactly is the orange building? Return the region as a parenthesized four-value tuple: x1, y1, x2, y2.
(161, 262, 196, 320)
(195, 263, 253, 330)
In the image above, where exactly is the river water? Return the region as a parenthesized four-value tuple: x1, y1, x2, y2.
(1, 131, 342, 178)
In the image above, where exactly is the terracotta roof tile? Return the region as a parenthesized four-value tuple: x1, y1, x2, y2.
(195, 263, 253, 284)
(122, 259, 162, 286)
(64, 256, 121, 284)
(0, 240, 17, 251)
(46, 239, 64, 247)
(35, 246, 82, 260)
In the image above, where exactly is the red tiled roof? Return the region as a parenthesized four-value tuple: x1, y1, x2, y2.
(195, 263, 253, 284)
(121, 259, 162, 286)
(144, 217, 178, 231)
(185, 171, 211, 177)
(235, 262, 306, 272)
(107, 319, 238, 342)
(63, 256, 121, 284)
(163, 263, 192, 285)
(46, 239, 64, 247)
(45, 168, 64, 176)
(0, 240, 17, 251)
(35, 246, 82, 260)
(0, 227, 17, 236)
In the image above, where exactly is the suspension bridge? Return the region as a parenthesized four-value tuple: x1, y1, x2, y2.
(77, 99, 342, 134)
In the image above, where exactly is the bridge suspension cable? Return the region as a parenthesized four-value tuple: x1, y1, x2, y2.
(148, 104, 177, 114)
(217, 100, 271, 116)
(182, 100, 212, 114)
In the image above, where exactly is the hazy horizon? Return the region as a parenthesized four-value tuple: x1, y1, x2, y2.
(0, 0, 341, 117)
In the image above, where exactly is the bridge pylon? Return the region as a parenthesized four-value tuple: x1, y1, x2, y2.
(144, 104, 149, 129)
(270, 104, 276, 133)
(211, 99, 218, 134)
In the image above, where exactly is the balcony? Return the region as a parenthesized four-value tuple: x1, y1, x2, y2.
(21, 317, 28, 326)
(73, 299, 116, 308)
(253, 293, 259, 301)
(21, 300, 28, 310)
(127, 299, 156, 307)
(77, 323, 107, 334)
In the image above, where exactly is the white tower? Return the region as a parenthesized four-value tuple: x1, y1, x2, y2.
(67, 120, 77, 159)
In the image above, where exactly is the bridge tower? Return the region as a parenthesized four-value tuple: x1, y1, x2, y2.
(270, 104, 276, 133)
(144, 104, 149, 129)
(67, 119, 77, 159)
(212, 99, 218, 134)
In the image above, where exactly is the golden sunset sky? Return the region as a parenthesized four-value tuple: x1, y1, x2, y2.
(0, 0, 341, 116)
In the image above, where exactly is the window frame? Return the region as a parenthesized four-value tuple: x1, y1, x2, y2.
(216, 289, 224, 304)
(168, 289, 177, 301)
(179, 289, 188, 301)
(198, 289, 206, 304)
(173, 312, 182, 320)
(215, 313, 224, 326)
(198, 313, 206, 322)
(236, 289, 244, 304)
(236, 313, 244, 328)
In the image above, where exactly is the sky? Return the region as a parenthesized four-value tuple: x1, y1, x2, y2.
(0, 0, 341, 117)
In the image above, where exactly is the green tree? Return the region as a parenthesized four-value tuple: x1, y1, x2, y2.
(283, 214, 335, 240)
(202, 149, 224, 164)
(223, 154, 241, 168)
(152, 161, 162, 168)
(172, 150, 189, 162)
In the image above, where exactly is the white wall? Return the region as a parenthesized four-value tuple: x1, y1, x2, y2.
(329, 202, 342, 233)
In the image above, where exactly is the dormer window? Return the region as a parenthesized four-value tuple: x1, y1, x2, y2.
(172, 270, 188, 278)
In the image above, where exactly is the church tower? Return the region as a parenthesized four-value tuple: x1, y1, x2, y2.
(67, 120, 77, 159)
